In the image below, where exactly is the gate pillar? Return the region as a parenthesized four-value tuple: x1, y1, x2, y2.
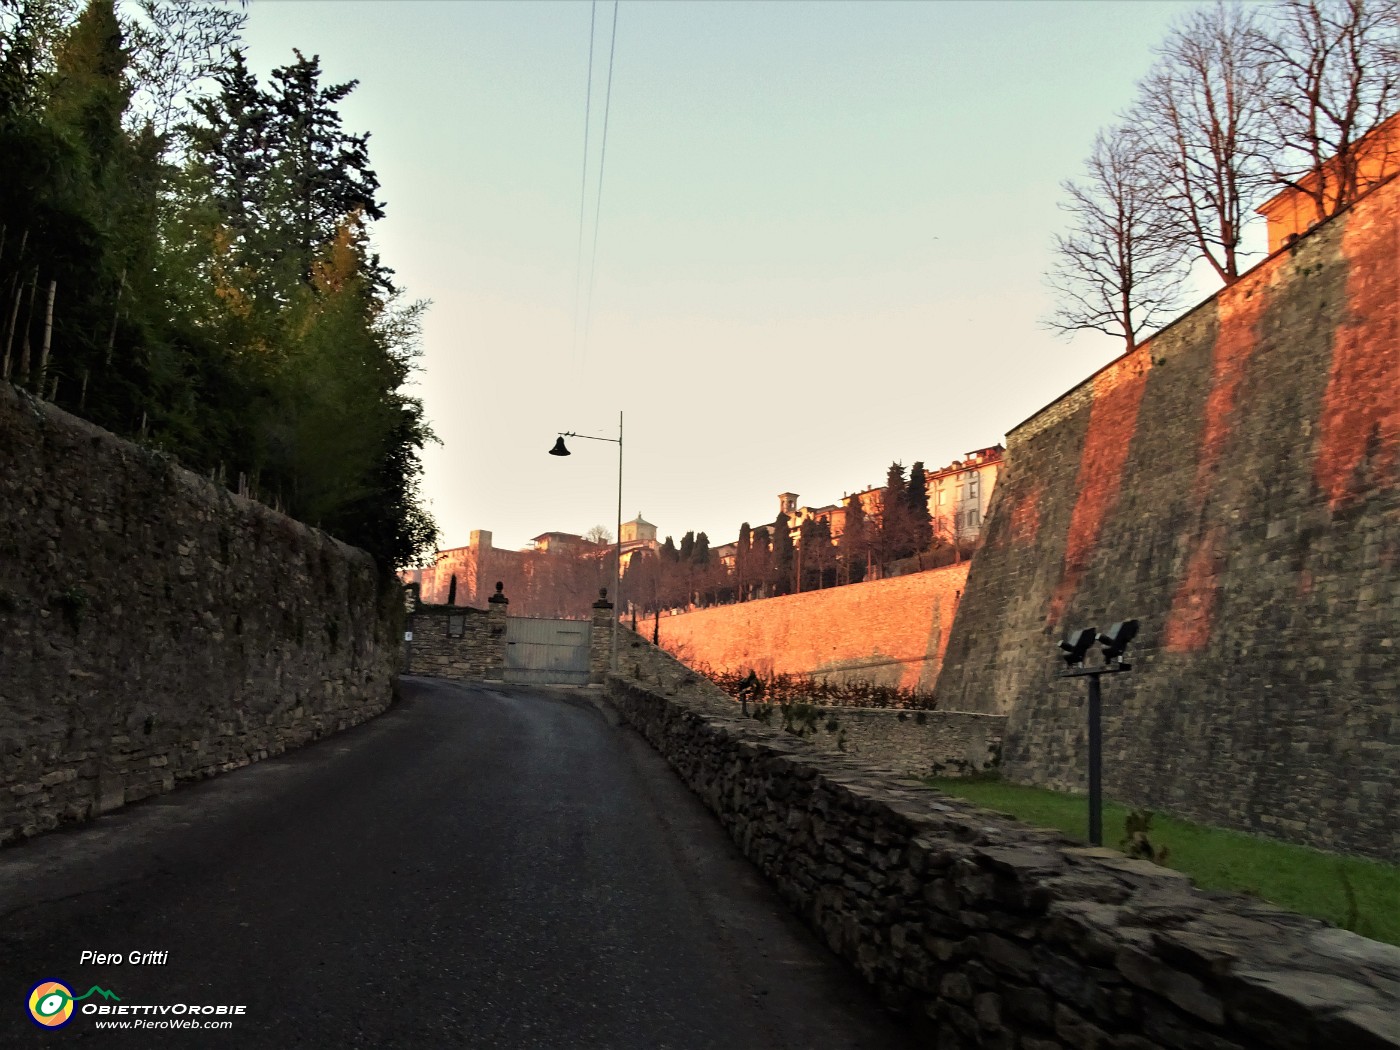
(486, 581, 510, 680)
(590, 589, 614, 685)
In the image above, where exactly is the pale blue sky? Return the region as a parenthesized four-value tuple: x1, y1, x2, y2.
(241, 0, 1242, 556)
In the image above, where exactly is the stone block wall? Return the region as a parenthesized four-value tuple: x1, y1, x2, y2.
(0, 384, 398, 845)
(606, 673, 1400, 1050)
(802, 707, 1006, 778)
(405, 603, 508, 680)
(935, 172, 1400, 861)
(621, 632, 1004, 777)
(656, 562, 970, 691)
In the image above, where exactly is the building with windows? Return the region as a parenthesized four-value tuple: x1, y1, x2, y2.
(755, 446, 1004, 554)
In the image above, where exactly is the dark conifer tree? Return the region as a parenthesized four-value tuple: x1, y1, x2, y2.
(772, 512, 794, 596)
(841, 495, 869, 584)
(881, 461, 912, 566)
(906, 460, 933, 557)
(736, 521, 751, 601)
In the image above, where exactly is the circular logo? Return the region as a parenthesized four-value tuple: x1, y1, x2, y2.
(28, 980, 75, 1028)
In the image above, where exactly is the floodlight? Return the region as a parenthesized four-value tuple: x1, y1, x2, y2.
(1058, 627, 1098, 667)
(1097, 620, 1139, 663)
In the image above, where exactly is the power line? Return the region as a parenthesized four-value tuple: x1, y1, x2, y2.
(581, 0, 619, 365)
(571, 1, 597, 367)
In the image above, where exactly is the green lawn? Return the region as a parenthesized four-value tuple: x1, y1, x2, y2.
(925, 778, 1400, 947)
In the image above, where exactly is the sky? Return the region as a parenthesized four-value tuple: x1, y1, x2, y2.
(239, 0, 1239, 556)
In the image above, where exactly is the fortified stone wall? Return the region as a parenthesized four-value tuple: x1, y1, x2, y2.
(0, 384, 399, 845)
(935, 173, 1400, 860)
(655, 563, 970, 691)
(606, 672, 1400, 1050)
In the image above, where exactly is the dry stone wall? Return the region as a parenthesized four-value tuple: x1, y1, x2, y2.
(606, 673, 1400, 1050)
(936, 173, 1400, 861)
(802, 707, 1006, 779)
(405, 604, 507, 680)
(0, 384, 398, 845)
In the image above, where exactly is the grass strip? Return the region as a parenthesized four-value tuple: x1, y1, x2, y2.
(924, 778, 1400, 947)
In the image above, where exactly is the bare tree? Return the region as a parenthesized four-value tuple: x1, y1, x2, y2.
(1132, 1, 1274, 284)
(583, 523, 612, 545)
(1045, 126, 1190, 351)
(1258, 0, 1400, 224)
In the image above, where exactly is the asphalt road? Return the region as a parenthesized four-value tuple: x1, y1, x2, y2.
(1, 678, 918, 1049)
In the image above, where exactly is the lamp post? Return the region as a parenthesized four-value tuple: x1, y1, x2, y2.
(549, 411, 623, 674)
(1055, 620, 1139, 846)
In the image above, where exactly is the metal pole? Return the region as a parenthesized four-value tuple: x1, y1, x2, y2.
(612, 410, 622, 674)
(1087, 671, 1103, 846)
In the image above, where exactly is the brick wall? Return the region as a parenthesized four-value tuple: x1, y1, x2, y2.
(606, 672, 1400, 1049)
(0, 384, 398, 845)
(936, 174, 1400, 860)
(656, 563, 970, 691)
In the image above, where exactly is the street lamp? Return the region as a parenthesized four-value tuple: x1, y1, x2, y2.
(548, 411, 623, 674)
(1055, 619, 1139, 846)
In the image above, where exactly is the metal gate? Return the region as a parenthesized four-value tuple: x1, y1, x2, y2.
(503, 617, 592, 685)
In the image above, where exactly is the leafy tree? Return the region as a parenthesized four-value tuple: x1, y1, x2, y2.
(678, 530, 695, 563)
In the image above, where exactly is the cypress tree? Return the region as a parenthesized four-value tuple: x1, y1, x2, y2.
(772, 512, 794, 596)
(906, 460, 932, 556)
(736, 521, 751, 601)
(841, 495, 868, 584)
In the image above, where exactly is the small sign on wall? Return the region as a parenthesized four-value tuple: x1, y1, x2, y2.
(404, 631, 413, 642)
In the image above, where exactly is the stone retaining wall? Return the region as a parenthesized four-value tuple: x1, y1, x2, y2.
(800, 707, 1006, 779)
(605, 671, 1400, 1050)
(0, 383, 398, 845)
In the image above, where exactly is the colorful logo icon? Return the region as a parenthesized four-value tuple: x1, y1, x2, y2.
(28, 980, 75, 1028)
(27, 981, 121, 1028)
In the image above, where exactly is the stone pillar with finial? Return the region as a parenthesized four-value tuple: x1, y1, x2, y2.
(590, 588, 614, 684)
(485, 581, 509, 680)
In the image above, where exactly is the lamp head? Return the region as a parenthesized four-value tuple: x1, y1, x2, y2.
(548, 436, 571, 457)
(1058, 627, 1098, 667)
(1098, 620, 1139, 663)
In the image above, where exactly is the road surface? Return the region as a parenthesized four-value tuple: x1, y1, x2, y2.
(1, 677, 918, 1049)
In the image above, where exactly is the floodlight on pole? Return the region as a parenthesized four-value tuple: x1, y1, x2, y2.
(1054, 618, 1140, 846)
(548, 413, 624, 675)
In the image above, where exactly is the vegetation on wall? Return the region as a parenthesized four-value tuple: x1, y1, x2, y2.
(0, 0, 436, 575)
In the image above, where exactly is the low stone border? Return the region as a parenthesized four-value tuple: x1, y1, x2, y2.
(605, 670, 1400, 1050)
